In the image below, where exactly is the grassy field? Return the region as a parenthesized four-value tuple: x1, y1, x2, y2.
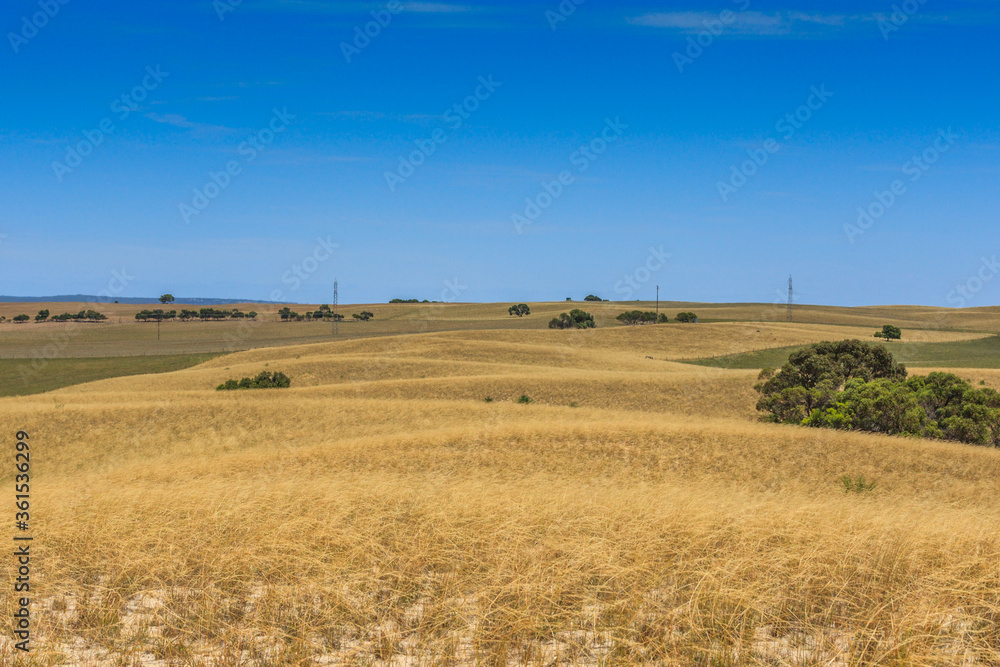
(2, 304, 1000, 664)
(0, 353, 222, 397)
(2, 300, 998, 358)
(688, 334, 1000, 370)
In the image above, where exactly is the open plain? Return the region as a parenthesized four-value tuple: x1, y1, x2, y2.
(3, 302, 1000, 665)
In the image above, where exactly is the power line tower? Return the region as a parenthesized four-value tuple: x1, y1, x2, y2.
(786, 275, 794, 322)
(332, 279, 339, 336)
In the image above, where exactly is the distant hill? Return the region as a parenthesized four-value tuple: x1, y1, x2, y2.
(0, 295, 290, 305)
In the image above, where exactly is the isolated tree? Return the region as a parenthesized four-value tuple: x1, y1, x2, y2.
(159, 294, 175, 304)
(675, 311, 698, 323)
(508, 304, 531, 317)
(549, 309, 595, 329)
(247, 311, 258, 320)
(35, 309, 50, 322)
(584, 294, 603, 302)
(13, 314, 30, 323)
(755, 339, 908, 423)
(874, 324, 902, 340)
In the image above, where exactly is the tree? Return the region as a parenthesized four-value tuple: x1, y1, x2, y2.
(247, 311, 258, 320)
(549, 309, 595, 329)
(657, 313, 669, 324)
(675, 312, 698, 323)
(390, 298, 420, 303)
(35, 309, 50, 322)
(874, 324, 902, 340)
(616, 310, 657, 325)
(159, 294, 175, 304)
(508, 304, 531, 317)
(352, 311, 374, 321)
(584, 294, 604, 302)
(278, 307, 293, 321)
(756, 339, 908, 424)
(13, 314, 29, 323)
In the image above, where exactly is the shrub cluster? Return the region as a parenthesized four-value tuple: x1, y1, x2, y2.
(27, 309, 108, 322)
(390, 298, 430, 303)
(136, 308, 257, 321)
(549, 309, 595, 329)
(279, 306, 344, 321)
(616, 310, 668, 325)
(756, 339, 1000, 446)
(508, 304, 530, 317)
(584, 294, 604, 302)
(675, 311, 698, 323)
(216, 371, 291, 391)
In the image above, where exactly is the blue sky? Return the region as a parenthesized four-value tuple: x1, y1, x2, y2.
(1, 0, 998, 306)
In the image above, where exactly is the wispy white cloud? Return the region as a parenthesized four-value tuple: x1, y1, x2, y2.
(628, 9, 991, 37)
(144, 113, 237, 134)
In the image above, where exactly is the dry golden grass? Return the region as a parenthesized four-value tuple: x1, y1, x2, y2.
(3, 323, 1000, 664)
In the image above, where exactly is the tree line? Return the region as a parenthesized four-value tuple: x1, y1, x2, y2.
(135, 308, 257, 321)
(11, 309, 108, 323)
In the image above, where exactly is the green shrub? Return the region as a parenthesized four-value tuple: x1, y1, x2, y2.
(757, 341, 1000, 447)
(517, 394, 533, 404)
(584, 294, 604, 301)
(216, 371, 291, 391)
(616, 310, 658, 326)
(13, 314, 29, 323)
(840, 475, 876, 493)
(675, 312, 698, 323)
(508, 304, 531, 317)
(549, 309, 595, 329)
(874, 324, 902, 340)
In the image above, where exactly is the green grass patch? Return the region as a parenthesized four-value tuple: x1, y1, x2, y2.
(684, 335, 1000, 370)
(0, 353, 222, 397)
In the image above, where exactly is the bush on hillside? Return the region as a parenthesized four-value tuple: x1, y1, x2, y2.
(756, 340, 1000, 447)
(508, 304, 531, 317)
(549, 309, 595, 329)
(216, 371, 291, 391)
(616, 310, 659, 325)
(13, 314, 29, 323)
(675, 312, 698, 323)
(584, 294, 604, 302)
(874, 324, 902, 340)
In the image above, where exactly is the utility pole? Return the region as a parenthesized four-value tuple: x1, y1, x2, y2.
(786, 276, 794, 322)
(656, 285, 659, 316)
(332, 279, 339, 336)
